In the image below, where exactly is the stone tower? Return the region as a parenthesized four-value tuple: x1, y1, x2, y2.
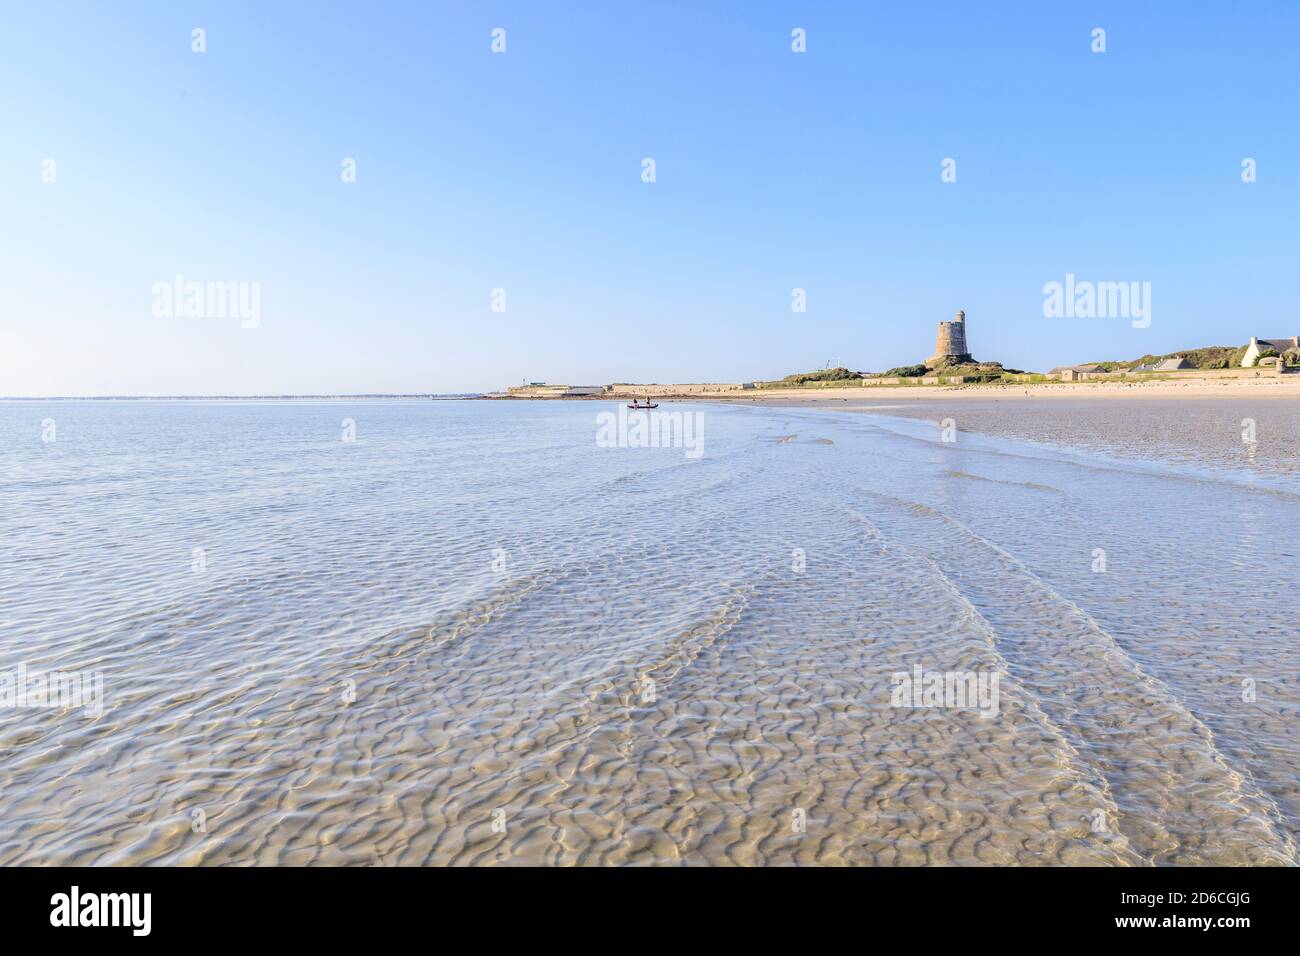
(926, 309, 972, 368)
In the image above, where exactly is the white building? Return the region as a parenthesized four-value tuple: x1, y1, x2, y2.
(1242, 336, 1299, 367)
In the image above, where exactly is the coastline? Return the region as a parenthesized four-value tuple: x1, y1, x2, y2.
(491, 375, 1300, 404)
(10, 376, 1296, 404)
(718, 377, 1300, 405)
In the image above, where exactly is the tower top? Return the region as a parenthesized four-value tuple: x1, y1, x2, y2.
(955, 309, 965, 322)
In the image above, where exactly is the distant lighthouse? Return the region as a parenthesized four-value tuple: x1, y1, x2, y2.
(926, 309, 972, 368)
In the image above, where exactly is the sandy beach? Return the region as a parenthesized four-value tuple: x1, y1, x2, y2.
(710, 376, 1300, 406)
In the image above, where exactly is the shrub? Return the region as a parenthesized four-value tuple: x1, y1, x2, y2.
(778, 367, 861, 385)
(882, 364, 929, 378)
(1250, 348, 1279, 368)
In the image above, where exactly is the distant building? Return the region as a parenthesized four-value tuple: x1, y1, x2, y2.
(1242, 336, 1300, 367)
(925, 310, 973, 368)
(506, 383, 604, 398)
(1153, 356, 1191, 371)
(1050, 363, 1103, 381)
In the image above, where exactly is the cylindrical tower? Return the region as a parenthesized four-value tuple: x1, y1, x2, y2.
(926, 309, 972, 368)
(948, 310, 967, 356)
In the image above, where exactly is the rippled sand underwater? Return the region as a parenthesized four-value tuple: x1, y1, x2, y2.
(1, 399, 1296, 865)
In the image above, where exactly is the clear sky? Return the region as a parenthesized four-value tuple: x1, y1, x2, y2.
(2, 2, 1297, 395)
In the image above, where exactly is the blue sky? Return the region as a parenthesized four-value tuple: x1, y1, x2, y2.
(2, 1, 1297, 395)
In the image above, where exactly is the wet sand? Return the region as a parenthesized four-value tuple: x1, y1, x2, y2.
(742, 387, 1300, 483)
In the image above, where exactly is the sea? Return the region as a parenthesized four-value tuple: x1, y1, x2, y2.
(0, 397, 1295, 864)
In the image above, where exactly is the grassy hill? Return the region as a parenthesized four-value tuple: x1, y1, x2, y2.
(879, 359, 1022, 381)
(1085, 346, 1246, 370)
(772, 367, 862, 386)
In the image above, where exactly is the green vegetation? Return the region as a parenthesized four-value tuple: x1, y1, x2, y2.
(773, 339, 1274, 390)
(1005, 373, 1051, 383)
(1250, 348, 1279, 367)
(774, 367, 861, 385)
(932, 359, 1021, 382)
(1087, 346, 1246, 370)
(869, 357, 1023, 384)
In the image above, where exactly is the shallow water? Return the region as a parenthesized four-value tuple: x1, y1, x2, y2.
(0, 399, 1296, 865)
(853, 396, 1300, 482)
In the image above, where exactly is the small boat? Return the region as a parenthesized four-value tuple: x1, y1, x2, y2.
(627, 399, 659, 409)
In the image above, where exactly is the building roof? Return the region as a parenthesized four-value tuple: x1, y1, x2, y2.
(1153, 356, 1191, 371)
(1255, 338, 1299, 352)
(1049, 363, 1103, 373)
